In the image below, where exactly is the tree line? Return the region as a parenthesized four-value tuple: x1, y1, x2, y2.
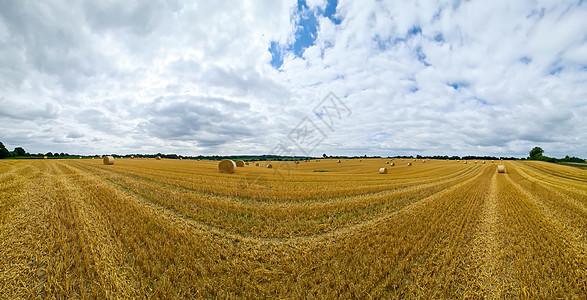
(527, 146, 585, 163)
(0, 142, 27, 159)
(1, 141, 584, 163)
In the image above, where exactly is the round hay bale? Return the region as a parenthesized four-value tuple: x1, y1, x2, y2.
(99, 155, 102, 159)
(422, 160, 426, 163)
(255, 163, 260, 167)
(266, 164, 272, 169)
(491, 160, 494, 163)
(245, 162, 249, 165)
(379, 167, 388, 174)
(155, 156, 162, 160)
(385, 161, 389, 164)
(130, 155, 135, 159)
(482, 161, 485, 164)
(464, 161, 468, 164)
(407, 162, 412, 166)
(294, 161, 299, 164)
(103, 156, 115, 165)
(337, 160, 341, 163)
(218, 160, 236, 174)
(474, 161, 478, 164)
(43, 156, 48, 159)
(235, 160, 245, 167)
(390, 162, 395, 166)
(359, 160, 362, 162)
(497, 165, 505, 173)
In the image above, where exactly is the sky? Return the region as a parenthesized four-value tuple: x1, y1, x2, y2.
(0, 0, 586, 158)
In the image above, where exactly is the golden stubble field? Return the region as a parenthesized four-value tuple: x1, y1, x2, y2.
(0, 158, 585, 298)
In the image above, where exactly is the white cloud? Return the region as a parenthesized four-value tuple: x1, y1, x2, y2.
(0, 0, 585, 158)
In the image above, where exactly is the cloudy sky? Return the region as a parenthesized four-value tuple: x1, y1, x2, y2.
(1, 0, 586, 157)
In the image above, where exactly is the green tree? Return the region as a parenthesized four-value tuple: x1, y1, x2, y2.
(529, 146, 544, 160)
(0, 142, 9, 159)
(14, 147, 26, 156)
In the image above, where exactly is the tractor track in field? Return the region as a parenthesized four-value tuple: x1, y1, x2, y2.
(64, 160, 487, 243)
(158, 161, 480, 244)
(521, 162, 587, 183)
(58, 160, 491, 245)
(513, 162, 587, 202)
(72, 160, 481, 209)
(470, 170, 503, 299)
(362, 166, 494, 298)
(73, 160, 480, 205)
(503, 167, 587, 256)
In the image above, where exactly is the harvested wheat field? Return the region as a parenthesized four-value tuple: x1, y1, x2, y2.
(0, 159, 585, 298)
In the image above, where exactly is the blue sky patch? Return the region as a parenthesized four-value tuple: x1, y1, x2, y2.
(369, 132, 391, 142)
(447, 82, 470, 90)
(268, 42, 284, 69)
(434, 33, 445, 42)
(374, 35, 393, 50)
(549, 66, 563, 75)
(297, 0, 308, 10)
(415, 46, 430, 66)
(520, 56, 532, 64)
(293, 5, 319, 57)
(407, 26, 422, 37)
(527, 7, 545, 19)
(269, 0, 340, 69)
(324, 0, 341, 24)
(473, 97, 488, 105)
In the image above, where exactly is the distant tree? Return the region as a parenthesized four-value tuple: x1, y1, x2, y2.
(529, 146, 544, 160)
(46, 152, 53, 157)
(323, 153, 327, 159)
(14, 147, 26, 156)
(0, 142, 9, 159)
